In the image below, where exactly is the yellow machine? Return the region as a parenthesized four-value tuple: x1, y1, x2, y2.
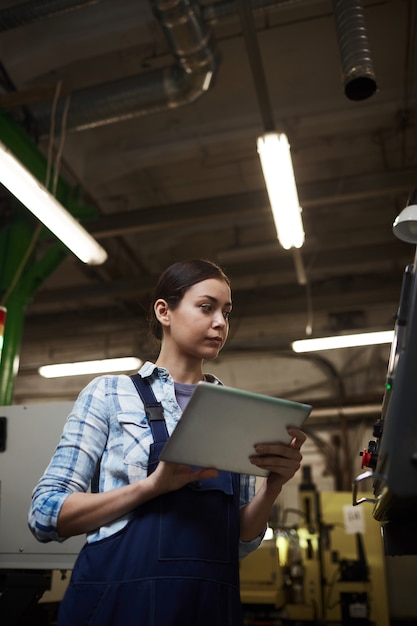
(240, 468, 389, 625)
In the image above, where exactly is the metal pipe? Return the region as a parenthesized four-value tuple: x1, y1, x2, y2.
(33, 0, 220, 133)
(332, 0, 377, 101)
(236, 0, 276, 132)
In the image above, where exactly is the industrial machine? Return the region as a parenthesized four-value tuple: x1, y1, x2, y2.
(354, 192, 417, 556)
(240, 467, 389, 625)
(354, 256, 417, 556)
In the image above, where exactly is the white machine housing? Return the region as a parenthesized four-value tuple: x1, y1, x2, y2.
(0, 402, 85, 570)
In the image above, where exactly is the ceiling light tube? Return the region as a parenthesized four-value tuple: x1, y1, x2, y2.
(0, 140, 107, 265)
(39, 356, 142, 378)
(257, 132, 305, 250)
(292, 330, 394, 353)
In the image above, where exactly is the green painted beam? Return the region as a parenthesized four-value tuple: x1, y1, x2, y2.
(0, 215, 33, 404)
(0, 294, 26, 405)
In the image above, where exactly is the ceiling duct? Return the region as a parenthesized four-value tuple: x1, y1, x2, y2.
(0, 0, 101, 31)
(32, 0, 220, 134)
(332, 0, 377, 101)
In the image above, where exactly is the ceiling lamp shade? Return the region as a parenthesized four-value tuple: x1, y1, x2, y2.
(39, 356, 142, 378)
(393, 189, 417, 244)
(257, 132, 305, 250)
(292, 330, 394, 353)
(0, 140, 107, 265)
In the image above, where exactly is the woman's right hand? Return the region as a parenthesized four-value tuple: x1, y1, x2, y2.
(148, 460, 218, 496)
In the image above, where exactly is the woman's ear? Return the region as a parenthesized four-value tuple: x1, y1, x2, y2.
(154, 299, 170, 329)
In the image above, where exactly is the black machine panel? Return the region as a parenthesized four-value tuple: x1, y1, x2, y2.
(357, 261, 417, 555)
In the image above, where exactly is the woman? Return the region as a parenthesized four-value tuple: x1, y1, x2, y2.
(29, 258, 306, 626)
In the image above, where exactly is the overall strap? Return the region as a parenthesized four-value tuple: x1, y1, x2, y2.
(130, 373, 169, 444)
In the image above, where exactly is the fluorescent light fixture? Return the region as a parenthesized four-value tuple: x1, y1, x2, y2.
(0, 140, 107, 265)
(257, 132, 305, 250)
(292, 330, 394, 353)
(39, 356, 142, 378)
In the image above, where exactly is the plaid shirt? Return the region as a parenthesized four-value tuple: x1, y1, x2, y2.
(28, 361, 262, 558)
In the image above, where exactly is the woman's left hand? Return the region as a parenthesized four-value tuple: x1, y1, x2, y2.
(249, 427, 306, 487)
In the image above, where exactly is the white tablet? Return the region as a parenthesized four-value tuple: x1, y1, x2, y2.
(160, 381, 311, 477)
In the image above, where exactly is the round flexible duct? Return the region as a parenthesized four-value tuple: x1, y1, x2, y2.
(332, 0, 377, 101)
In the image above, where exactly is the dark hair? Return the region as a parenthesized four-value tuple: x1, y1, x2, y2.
(149, 259, 231, 340)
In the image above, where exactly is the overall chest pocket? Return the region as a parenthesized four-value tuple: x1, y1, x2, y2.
(158, 472, 237, 563)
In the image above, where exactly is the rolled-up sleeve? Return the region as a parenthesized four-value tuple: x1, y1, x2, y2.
(28, 377, 109, 543)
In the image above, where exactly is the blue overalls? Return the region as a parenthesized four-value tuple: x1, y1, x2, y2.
(57, 374, 244, 626)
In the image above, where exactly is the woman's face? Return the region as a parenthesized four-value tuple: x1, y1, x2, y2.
(158, 277, 232, 361)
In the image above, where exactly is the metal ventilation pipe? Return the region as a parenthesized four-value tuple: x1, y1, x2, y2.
(332, 0, 377, 101)
(0, 0, 101, 31)
(32, 0, 220, 134)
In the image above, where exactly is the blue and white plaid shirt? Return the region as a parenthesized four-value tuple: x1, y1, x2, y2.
(28, 361, 262, 558)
